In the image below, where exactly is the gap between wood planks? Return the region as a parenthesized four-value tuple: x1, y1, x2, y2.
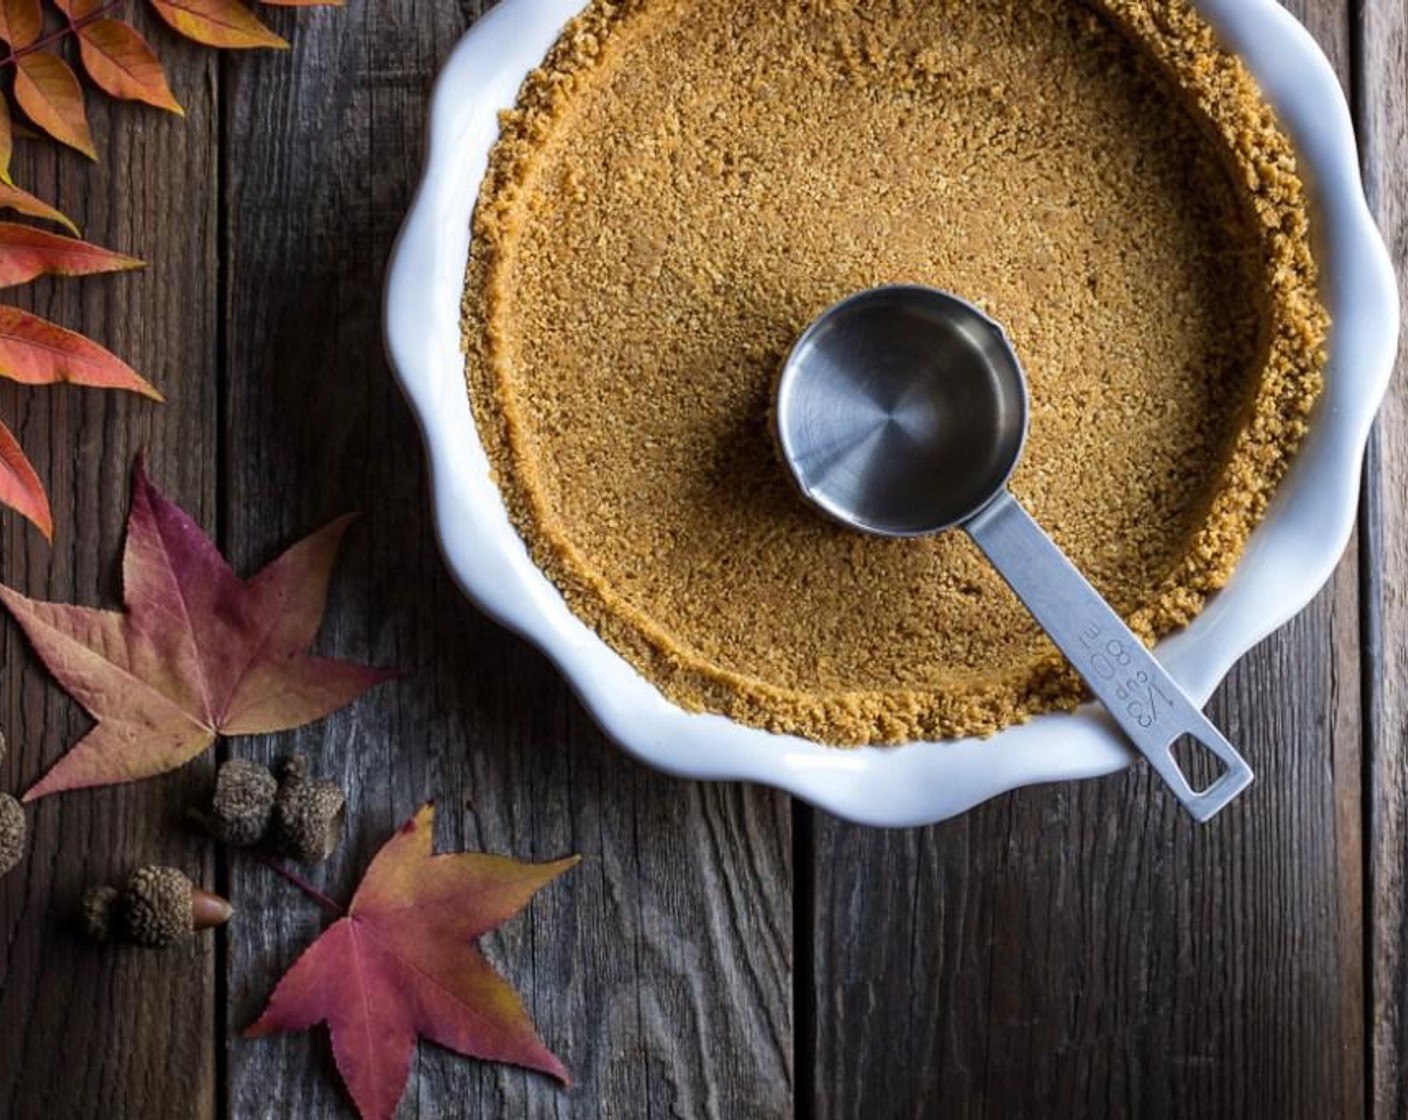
(1353, 0, 1407, 1116)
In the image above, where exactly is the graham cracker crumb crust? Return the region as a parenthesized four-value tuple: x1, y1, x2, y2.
(461, 0, 1327, 745)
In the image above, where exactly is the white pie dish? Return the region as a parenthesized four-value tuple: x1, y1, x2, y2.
(384, 0, 1398, 827)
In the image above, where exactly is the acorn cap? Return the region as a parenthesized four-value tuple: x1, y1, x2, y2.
(81, 885, 121, 942)
(210, 758, 278, 847)
(269, 755, 346, 865)
(82, 866, 233, 948)
(124, 866, 198, 948)
(0, 792, 24, 877)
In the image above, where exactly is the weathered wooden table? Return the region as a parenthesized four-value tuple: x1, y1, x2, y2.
(0, 0, 1401, 1116)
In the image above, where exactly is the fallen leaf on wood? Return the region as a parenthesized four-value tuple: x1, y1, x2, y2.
(1, 460, 398, 799)
(0, 182, 79, 234)
(148, 0, 288, 50)
(0, 306, 159, 394)
(0, 93, 12, 183)
(75, 20, 185, 114)
(13, 52, 97, 159)
(0, 0, 41, 50)
(248, 803, 577, 1120)
(0, 222, 142, 286)
(0, 417, 50, 538)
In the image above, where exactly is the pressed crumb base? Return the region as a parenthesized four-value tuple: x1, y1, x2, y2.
(462, 0, 1327, 745)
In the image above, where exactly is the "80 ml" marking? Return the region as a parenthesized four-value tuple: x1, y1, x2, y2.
(1077, 623, 1171, 729)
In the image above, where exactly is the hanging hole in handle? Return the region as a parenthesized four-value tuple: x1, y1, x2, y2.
(1169, 734, 1230, 795)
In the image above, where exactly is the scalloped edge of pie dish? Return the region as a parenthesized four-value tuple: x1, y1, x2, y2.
(384, 0, 1398, 827)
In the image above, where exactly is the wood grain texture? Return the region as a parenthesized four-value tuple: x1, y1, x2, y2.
(805, 3, 1365, 1117)
(1358, 0, 1407, 1116)
(0, 14, 221, 1120)
(215, 2, 794, 1116)
(0, 0, 1401, 1116)
(809, 609, 1363, 1119)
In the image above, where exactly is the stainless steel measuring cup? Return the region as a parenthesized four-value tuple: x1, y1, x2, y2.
(773, 285, 1253, 821)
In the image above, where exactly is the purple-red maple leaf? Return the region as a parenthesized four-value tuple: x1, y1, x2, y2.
(1, 459, 397, 800)
(248, 803, 577, 1120)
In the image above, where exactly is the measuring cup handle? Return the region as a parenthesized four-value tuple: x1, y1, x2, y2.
(965, 490, 1253, 822)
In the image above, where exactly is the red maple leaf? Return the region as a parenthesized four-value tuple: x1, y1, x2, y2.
(0, 459, 397, 800)
(248, 803, 578, 1119)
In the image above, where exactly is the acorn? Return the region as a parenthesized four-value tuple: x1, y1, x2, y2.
(81, 866, 233, 948)
(0, 793, 24, 877)
(208, 758, 278, 847)
(268, 755, 346, 865)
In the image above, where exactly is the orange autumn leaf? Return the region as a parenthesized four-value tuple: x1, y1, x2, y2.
(0, 183, 79, 234)
(0, 306, 159, 395)
(148, 0, 287, 50)
(0, 222, 141, 286)
(248, 804, 577, 1120)
(75, 20, 184, 114)
(1, 461, 398, 799)
(0, 0, 41, 49)
(14, 53, 96, 159)
(0, 418, 51, 538)
(0, 97, 12, 184)
(0, 97, 79, 232)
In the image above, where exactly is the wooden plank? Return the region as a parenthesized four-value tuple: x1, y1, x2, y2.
(217, 2, 794, 1116)
(1357, 0, 1407, 1115)
(808, 563, 1363, 1119)
(0, 18, 221, 1120)
(806, 2, 1364, 1116)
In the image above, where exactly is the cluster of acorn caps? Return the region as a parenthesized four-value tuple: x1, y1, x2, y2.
(0, 750, 345, 950)
(201, 754, 347, 865)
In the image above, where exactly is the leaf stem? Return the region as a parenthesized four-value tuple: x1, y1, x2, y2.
(0, 0, 127, 70)
(252, 851, 346, 917)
